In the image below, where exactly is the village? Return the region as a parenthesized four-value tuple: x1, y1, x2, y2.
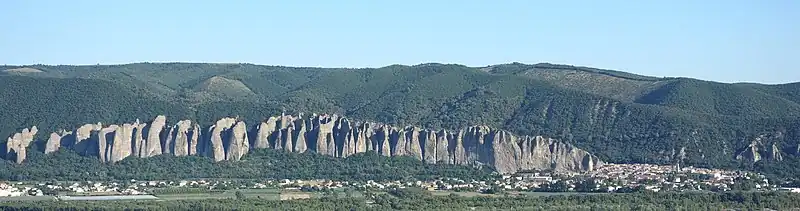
(0, 163, 795, 199)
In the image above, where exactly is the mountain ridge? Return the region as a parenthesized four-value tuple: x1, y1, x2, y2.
(4, 61, 792, 85)
(1, 62, 798, 178)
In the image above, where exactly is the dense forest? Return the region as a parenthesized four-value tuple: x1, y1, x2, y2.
(1, 62, 799, 179)
(1, 190, 799, 210)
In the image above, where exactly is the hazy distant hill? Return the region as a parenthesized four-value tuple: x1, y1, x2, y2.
(1, 62, 798, 178)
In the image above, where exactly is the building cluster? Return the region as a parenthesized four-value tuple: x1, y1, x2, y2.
(579, 164, 774, 192)
(0, 182, 43, 197)
(0, 164, 789, 198)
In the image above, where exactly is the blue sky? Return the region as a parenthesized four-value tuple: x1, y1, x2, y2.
(1, 0, 798, 84)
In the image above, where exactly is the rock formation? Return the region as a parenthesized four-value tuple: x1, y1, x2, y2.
(207, 117, 237, 161)
(735, 132, 786, 163)
(45, 130, 71, 154)
(225, 121, 249, 161)
(189, 124, 201, 156)
(74, 123, 102, 155)
(166, 120, 196, 156)
(97, 125, 119, 163)
(141, 115, 167, 158)
(3, 113, 605, 174)
(5, 126, 38, 163)
(108, 123, 137, 163)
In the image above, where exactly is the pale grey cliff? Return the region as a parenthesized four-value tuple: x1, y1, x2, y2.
(434, 129, 452, 164)
(167, 120, 195, 156)
(45, 130, 70, 154)
(5, 113, 604, 174)
(190, 124, 200, 156)
(313, 114, 337, 156)
(108, 123, 136, 163)
(132, 122, 146, 157)
(225, 121, 249, 161)
(243, 113, 602, 173)
(253, 117, 278, 149)
(207, 117, 236, 161)
(142, 115, 167, 158)
(735, 132, 786, 163)
(97, 125, 118, 163)
(73, 123, 101, 155)
(5, 126, 38, 163)
(292, 117, 308, 153)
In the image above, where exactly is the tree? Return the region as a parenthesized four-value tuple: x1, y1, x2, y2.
(234, 191, 246, 200)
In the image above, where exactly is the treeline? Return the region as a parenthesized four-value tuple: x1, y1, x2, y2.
(1, 190, 799, 210)
(0, 148, 494, 182)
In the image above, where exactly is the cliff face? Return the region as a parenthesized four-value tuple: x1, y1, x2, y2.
(735, 132, 786, 163)
(5, 126, 37, 163)
(3, 113, 603, 174)
(248, 113, 603, 173)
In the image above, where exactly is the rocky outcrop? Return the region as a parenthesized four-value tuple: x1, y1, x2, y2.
(225, 121, 249, 161)
(141, 115, 167, 158)
(166, 120, 197, 156)
(292, 117, 308, 153)
(132, 122, 146, 157)
(189, 124, 200, 156)
(97, 125, 119, 163)
(45, 130, 70, 154)
(253, 117, 279, 149)
(109, 123, 137, 163)
(770, 143, 783, 161)
(5, 126, 38, 163)
(5, 113, 604, 174)
(206, 118, 237, 161)
(735, 132, 786, 163)
(232, 113, 603, 173)
(313, 114, 337, 156)
(74, 123, 102, 155)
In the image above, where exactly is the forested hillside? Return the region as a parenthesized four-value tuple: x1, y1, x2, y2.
(1, 62, 798, 178)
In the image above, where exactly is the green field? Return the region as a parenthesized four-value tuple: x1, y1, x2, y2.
(0, 196, 56, 202)
(154, 188, 285, 200)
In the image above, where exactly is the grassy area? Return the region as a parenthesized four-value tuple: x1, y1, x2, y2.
(0, 196, 56, 202)
(429, 190, 493, 197)
(154, 188, 284, 200)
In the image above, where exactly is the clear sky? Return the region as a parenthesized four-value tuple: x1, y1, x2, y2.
(1, 0, 798, 84)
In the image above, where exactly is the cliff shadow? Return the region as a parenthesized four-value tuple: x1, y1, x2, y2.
(198, 126, 212, 157)
(165, 126, 181, 155)
(247, 125, 258, 149)
(221, 128, 233, 158)
(0, 142, 6, 159)
(130, 127, 141, 156)
(306, 128, 319, 152)
(74, 131, 99, 157)
(388, 130, 400, 156)
(268, 130, 281, 149)
(290, 126, 307, 152)
(159, 126, 170, 155)
(5, 148, 18, 162)
(32, 138, 47, 153)
(103, 130, 116, 161)
(61, 133, 76, 149)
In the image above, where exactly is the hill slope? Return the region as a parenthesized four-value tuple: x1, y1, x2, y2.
(1, 63, 799, 178)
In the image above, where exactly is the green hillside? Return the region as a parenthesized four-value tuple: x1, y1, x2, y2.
(1, 62, 798, 178)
